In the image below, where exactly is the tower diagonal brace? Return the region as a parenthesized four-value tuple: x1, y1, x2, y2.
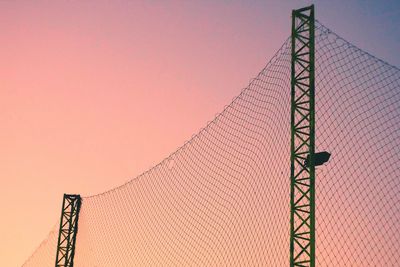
(290, 5, 316, 267)
(55, 194, 82, 267)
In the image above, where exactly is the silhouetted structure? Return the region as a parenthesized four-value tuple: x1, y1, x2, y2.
(22, 5, 400, 267)
(55, 194, 81, 267)
(290, 5, 317, 267)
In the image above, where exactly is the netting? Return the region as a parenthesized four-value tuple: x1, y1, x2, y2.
(23, 21, 399, 266)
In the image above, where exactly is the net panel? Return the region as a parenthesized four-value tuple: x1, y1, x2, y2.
(23, 22, 399, 266)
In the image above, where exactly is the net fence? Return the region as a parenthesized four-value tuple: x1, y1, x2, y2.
(23, 21, 399, 266)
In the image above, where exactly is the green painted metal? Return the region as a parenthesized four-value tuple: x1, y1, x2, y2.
(55, 194, 82, 267)
(290, 5, 316, 267)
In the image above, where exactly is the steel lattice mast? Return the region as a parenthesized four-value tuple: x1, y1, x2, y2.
(55, 194, 82, 267)
(290, 5, 316, 267)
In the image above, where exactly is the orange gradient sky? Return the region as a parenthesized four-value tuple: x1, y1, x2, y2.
(1, 1, 399, 266)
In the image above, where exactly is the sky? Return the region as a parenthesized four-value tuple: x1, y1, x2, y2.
(1, 1, 399, 266)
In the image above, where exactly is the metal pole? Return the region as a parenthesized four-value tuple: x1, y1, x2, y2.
(55, 194, 82, 267)
(290, 5, 316, 267)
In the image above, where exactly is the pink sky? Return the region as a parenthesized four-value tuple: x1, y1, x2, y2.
(1, 1, 399, 266)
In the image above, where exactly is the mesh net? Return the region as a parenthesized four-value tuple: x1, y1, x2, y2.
(22, 224, 59, 267)
(23, 21, 400, 266)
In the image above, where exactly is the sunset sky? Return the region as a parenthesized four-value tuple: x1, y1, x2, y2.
(1, 1, 399, 266)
